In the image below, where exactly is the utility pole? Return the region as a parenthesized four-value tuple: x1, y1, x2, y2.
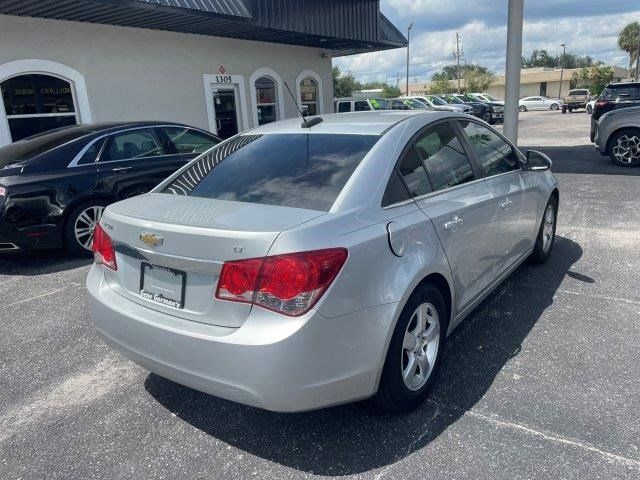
(558, 43, 566, 99)
(635, 34, 640, 81)
(503, 0, 524, 144)
(406, 23, 414, 96)
(455, 32, 462, 93)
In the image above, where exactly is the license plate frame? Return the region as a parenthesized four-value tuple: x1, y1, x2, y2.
(139, 263, 186, 309)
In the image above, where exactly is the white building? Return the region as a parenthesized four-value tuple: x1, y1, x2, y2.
(0, 0, 406, 146)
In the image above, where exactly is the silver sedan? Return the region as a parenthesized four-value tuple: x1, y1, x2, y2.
(87, 111, 559, 412)
(519, 96, 563, 112)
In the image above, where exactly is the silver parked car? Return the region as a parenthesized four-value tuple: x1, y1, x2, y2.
(519, 96, 563, 112)
(87, 111, 559, 412)
(594, 105, 640, 167)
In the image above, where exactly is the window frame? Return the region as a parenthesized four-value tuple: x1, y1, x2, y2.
(382, 119, 484, 208)
(254, 75, 279, 126)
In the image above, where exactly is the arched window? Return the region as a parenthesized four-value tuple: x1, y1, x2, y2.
(300, 77, 318, 116)
(1, 74, 78, 142)
(255, 76, 278, 126)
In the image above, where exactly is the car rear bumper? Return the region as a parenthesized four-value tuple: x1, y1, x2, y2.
(0, 223, 62, 251)
(86, 265, 397, 412)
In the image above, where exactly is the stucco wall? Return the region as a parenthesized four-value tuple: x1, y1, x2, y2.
(0, 14, 333, 143)
(485, 80, 571, 100)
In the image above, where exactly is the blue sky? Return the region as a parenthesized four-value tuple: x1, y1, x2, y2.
(334, 0, 640, 85)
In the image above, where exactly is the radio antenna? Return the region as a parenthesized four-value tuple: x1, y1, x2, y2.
(285, 81, 312, 128)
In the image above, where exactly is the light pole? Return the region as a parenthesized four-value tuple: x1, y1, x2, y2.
(406, 23, 414, 96)
(558, 43, 566, 99)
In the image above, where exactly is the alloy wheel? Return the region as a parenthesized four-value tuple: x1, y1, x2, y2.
(542, 204, 555, 253)
(519, 106, 526, 112)
(74, 205, 105, 251)
(550, 103, 559, 111)
(401, 302, 440, 391)
(612, 134, 640, 165)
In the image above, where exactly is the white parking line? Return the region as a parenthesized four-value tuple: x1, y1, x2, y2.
(4, 283, 84, 308)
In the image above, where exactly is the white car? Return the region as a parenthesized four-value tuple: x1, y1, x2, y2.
(519, 96, 563, 112)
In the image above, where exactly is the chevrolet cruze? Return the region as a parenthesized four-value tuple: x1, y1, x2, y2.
(87, 111, 558, 412)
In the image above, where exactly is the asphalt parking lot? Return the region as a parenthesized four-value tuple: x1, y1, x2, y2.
(1, 110, 639, 479)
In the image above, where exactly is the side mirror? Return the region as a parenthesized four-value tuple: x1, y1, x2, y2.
(526, 150, 552, 171)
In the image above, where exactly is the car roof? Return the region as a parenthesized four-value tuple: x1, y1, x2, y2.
(606, 82, 640, 88)
(246, 111, 447, 136)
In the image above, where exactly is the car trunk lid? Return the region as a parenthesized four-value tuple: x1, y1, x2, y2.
(99, 193, 324, 327)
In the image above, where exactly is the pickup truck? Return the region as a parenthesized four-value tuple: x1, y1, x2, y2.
(562, 89, 591, 113)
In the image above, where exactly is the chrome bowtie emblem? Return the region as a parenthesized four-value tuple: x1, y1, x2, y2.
(139, 232, 164, 247)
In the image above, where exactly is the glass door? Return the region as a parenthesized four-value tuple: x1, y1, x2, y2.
(212, 88, 239, 139)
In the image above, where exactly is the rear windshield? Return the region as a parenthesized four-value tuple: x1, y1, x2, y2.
(0, 128, 90, 168)
(601, 85, 640, 100)
(163, 133, 379, 212)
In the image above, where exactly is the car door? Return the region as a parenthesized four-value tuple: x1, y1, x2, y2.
(97, 127, 180, 200)
(457, 119, 538, 275)
(411, 120, 500, 314)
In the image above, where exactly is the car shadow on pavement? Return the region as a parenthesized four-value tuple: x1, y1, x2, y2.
(145, 235, 583, 476)
(0, 250, 91, 275)
(522, 144, 640, 176)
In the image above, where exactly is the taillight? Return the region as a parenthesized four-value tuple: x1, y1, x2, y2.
(595, 100, 609, 107)
(0, 186, 6, 196)
(215, 248, 348, 317)
(92, 224, 117, 271)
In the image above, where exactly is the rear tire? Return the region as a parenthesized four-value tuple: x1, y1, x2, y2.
(374, 284, 447, 412)
(529, 196, 557, 264)
(64, 200, 109, 257)
(550, 103, 559, 111)
(607, 128, 640, 167)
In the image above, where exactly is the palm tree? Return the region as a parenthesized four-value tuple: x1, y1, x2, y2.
(618, 22, 640, 79)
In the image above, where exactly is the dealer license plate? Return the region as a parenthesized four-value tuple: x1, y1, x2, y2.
(139, 263, 186, 309)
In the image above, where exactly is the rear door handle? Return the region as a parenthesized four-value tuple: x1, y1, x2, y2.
(501, 198, 513, 209)
(444, 216, 463, 231)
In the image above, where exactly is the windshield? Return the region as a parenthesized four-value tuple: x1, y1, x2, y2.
(482, 94, 499, 101)
(163, 134, 379, 212)
(444, 95, 463, 104)
(369, 98, 389, 110)
(0, 128, 90, 169)
(404, 99, 427, 109)
(426, 96, 447, 106)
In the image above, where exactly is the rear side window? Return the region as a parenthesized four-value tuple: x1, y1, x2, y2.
(415, 122, 475, 191)
(101, 129, 166, 162)
(77, 138, 105, 165)
(354, 101, 371, 111)
(459, 120, 519, 176)
(338, 102, 352, 113)
(163, 134, 379, 212)
(382, 170, 411, 206)
(396, 146, 431, 197)
(162, 127, 219, 154)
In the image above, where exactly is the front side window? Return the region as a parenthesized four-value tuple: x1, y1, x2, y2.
(100, 129, 166, 162)
(163, 134, 379, 212)
(415, 122, 475, 191)
(459, 120, 519, 176)
(300, 78, 318, 116)
(162, 127, 219, 154)
(255, 76, 278, 125)
(1, 74, 78, 142)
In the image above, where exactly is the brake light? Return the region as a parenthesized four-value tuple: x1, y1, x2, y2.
(595, 100, 610, 107)
(0, 186, 5, 196)
(92, 224, 117, 271)
(215, 248, 348, 317)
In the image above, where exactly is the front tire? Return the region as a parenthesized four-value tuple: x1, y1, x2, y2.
(482, 112, 492, 123)
(529, 196, 557, 264)
(64, 200, 109, 256)
(562, 105, 567, 114)
(374, 284, 447, 412)
(608, 129, 640, 167)
(586, 105, 593, 114)
(519, 105, 527, 112)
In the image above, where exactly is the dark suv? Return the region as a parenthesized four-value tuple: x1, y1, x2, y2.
(591, 82, 640, 141)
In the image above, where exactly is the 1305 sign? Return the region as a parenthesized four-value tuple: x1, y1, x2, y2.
(215, 75, 233, 84)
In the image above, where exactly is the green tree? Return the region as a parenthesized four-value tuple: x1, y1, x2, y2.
(522, 49, 595, 69)
(360, 81, 402, 98)
(429, 73, 454, 94)
(618, 22, 640, 78)
(465, 69, 496, 93)
(332, 66, 361, 98)
(572, 66, 614, 96)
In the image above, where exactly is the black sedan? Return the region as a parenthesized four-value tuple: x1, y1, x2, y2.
(439, 94, 494, 123)
(0, 122, 220, 255)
